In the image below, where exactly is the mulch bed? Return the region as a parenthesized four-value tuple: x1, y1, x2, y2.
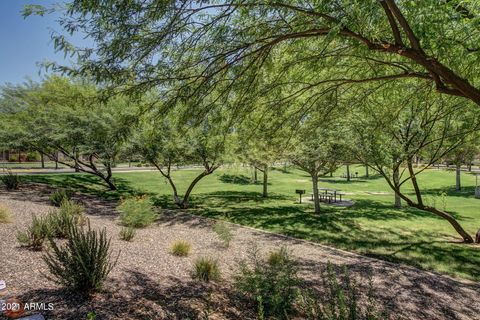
(1, 184, 479, 319)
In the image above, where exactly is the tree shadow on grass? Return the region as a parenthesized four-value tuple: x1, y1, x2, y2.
(23, 173, 144, 201)
(189, 193, 480, 281)
(421, 185, 479, 199)
(218, 173, 260, 185)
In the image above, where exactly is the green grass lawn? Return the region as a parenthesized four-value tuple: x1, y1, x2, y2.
(22, 165, 480, 281)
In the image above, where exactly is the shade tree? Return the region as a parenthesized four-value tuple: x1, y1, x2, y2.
(353, 82, 480, 243)
(133, 102, 233, 209)
(288, 117, 348, 214)
(0, 77, 137, 190)
(26, 1, 480, 115)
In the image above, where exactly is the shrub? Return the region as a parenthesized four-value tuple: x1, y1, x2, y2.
(192, 257, 221, 283)
(0, 204, 12, 223)
(213, 221, 234, 247)
(43, 222, 118, 294)
(49, 200, 87, 238)
(49, 189, 73, 207)
(297, 263, 387, 320)
(170, 240, 191, 256)
(26, 152, 40, 161)
(17, 215, 52, 250)
(0, 170, 21, 190)
(117, 196, 157, 228)
(119, 227, 136, 241)
(234, 246, 301, 319)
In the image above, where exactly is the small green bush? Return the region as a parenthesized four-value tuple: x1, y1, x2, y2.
(170, 240, 191, 256)
(49, 200, 87, 238)
(43, 222, 118, 295)
(119, 227, 136, 241)
(297, 263, 387, 320)
(0, 170, 21, 190)
(26, 152, 40, 161)
(0, 204, 12, 223)
(235, 246, 301, 319)
(192, 257, 221, 283)
(213, 221, 233, 247)
(49, 189, 73, 207)
(17, 215, 52, 250)
(117, 196, 157, 228)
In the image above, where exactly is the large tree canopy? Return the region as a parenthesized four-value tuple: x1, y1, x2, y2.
(26, 0, 480, 111)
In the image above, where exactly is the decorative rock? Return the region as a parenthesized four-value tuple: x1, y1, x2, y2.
(17, 315, 46, 320)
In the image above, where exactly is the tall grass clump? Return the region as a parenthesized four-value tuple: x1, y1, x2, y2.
(192, 257, 221, 283)
(43, 222, 118, 295)
(49, 189, 73, 206)
(0, 204, 12, 223)
(0, 170, 21, 190)
(170, 240, 191, 256)
(119, 227, 136, 241)
(117, 196, 157, 228)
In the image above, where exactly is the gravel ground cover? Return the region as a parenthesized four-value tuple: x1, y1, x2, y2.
(0, 185, 479, 320)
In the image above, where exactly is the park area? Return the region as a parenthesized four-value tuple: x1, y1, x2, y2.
(1, 1, 480, 320)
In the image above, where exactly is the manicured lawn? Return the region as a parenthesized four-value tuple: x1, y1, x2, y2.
(23, 165, 480, 281)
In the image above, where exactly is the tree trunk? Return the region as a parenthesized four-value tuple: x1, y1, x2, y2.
(456, 164, 461, 191)
(18, 151, 21, 163)
(365, 165, 369, 178)
(415, 203, 473, 243)
(262, 165, 268, 198)
(55, 152, 59, 170)
(393, 165, 402, 209)
(105, 178, 117, 191)
(407, 160, 423, 206)
(179, 169, 215, 209)
(40, 153, 45, 169)
(384, 160, 474, 243)
(311, 173, 320, 214)
(74, 148, 80, 172)
(346, 164, 351, 182)
(254, 166, 258, 183)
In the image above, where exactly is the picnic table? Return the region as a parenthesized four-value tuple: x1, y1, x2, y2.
(310, 188, 344, 203)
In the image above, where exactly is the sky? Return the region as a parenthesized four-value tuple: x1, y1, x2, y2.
(0, 0, 88, 85)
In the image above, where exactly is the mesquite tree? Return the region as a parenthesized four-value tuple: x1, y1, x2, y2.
(0, 77, 136, 190)
(134, 106, 232, 209)
(354, 83, 480, 243)
(26, 1, 480, 112)
(289, 127, 346, 214)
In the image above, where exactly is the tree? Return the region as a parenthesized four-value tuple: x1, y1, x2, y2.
(445, 135, 480, 191)
(235, 113, 288, 198)
(0, 77, 136, 190)
(354, 82, 480, 243)
(134, 105, 232, 209)
(27, 1, 480, 111)
(289, 121, 346, 214)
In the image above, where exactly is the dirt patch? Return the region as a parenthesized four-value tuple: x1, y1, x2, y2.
(0, 186, 479, 319)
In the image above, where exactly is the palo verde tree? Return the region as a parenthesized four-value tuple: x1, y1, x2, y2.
(354, 82, 480, 243)
(0, 77, 137, 190)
